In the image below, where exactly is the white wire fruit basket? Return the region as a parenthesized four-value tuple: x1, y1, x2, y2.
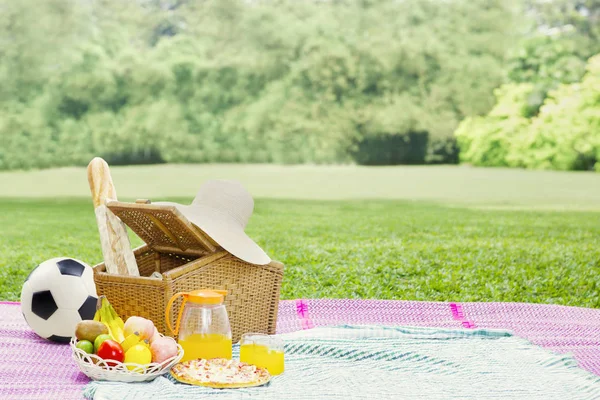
(70, 337, 184, 382)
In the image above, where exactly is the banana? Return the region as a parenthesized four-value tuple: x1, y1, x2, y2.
(110, 320, 125, 342)
(106, 299, 125, 331)
(93, 297, 101, 322)
(99, 301, 114, 339)
(95, 296, 126, 342)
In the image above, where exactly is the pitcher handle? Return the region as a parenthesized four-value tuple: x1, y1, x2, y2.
(166, 292, 187, 337)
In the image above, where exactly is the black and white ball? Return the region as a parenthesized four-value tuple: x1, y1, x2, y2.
(20, 257, 98, 342)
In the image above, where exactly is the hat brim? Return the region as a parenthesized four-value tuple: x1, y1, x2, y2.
(154, 202, 271, 266)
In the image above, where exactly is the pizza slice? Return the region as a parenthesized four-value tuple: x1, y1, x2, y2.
(171, 358, 272, 389)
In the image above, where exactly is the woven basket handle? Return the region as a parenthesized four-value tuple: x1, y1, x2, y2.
(166, 292, 188, 337)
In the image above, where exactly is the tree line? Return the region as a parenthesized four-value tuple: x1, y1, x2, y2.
(0, 0, 598, 171)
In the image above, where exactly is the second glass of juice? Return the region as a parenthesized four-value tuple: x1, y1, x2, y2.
(240, 333, 285, 375)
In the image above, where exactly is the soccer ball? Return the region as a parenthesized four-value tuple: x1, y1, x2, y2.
(20, 257, 98, 342)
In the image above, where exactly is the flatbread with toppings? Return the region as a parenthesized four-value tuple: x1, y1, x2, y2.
(170, 358, 271, 388)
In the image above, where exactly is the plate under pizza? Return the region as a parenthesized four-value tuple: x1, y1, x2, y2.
(170, 358, 272, 389)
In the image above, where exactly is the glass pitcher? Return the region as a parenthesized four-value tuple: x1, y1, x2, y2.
(166, 289, 232, 362)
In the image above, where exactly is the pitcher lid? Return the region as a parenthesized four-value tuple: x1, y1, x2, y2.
(186, 289, 227, 305)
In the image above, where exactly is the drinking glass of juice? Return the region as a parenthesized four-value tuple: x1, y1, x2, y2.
(239, 333, 284, 375)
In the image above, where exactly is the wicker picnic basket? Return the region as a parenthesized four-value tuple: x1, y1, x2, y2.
(92, 200, 283, 343)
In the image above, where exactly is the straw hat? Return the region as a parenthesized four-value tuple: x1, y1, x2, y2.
(155, 180, 271, 265)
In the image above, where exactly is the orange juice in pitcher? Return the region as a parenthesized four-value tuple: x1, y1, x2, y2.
(166, 290, 232, 362)
(178, 333, 232, 361)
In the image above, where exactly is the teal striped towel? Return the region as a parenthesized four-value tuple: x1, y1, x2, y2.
(84, 325, 600, 399)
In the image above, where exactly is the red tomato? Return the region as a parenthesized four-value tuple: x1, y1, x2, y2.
(97, 340, 125, 365)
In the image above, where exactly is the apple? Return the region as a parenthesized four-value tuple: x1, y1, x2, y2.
(94, 334, 113, 354)
(97, 340, 125, 366)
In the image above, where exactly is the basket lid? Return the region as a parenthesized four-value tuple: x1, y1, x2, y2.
(106, 200, 218, 256)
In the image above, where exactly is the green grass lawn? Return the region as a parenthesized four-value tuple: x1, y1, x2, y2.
(1, 165, 600, 307)
(2, 164, 600, 209)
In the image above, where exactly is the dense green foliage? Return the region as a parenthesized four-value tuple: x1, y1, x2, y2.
(0, 0, 520, 170)
(2, 196, 599, 307)
(456, 0, 600, 171)
(2, 0, 597, 171)
(457, 55, 600, 171)
(508, 0, 600, 87)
